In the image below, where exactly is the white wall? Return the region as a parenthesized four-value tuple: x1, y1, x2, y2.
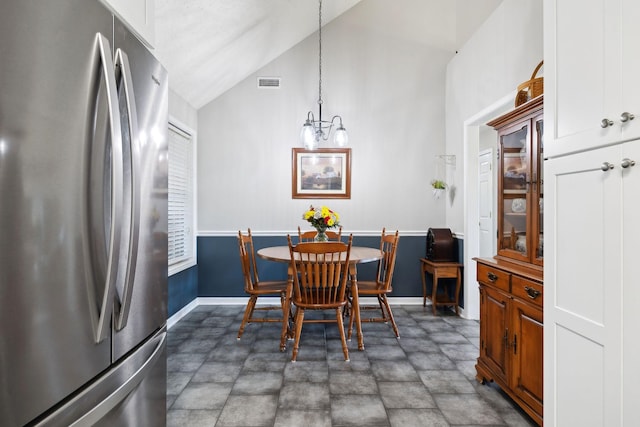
(197, 0, 463, 235)
(169, 88, 197, 131)
(445, 0, 543, 232)
(445, 0, 542, 318)
(192, 0, 541, 239)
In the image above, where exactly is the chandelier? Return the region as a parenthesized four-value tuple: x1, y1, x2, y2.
(300, 0, 348, 150)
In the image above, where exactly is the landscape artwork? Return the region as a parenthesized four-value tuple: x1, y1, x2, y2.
(292, 148, 351, 199)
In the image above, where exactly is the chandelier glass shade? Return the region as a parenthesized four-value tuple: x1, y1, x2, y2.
(300, 0, 348, 150)
(300, 112, 348, 150)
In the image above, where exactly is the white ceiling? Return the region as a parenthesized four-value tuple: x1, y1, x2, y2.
(154, 0, 503, 109)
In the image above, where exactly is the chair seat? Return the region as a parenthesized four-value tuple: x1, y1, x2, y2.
(250, 281, 289, 294)
(294, 300, 347, 310)
(355, 280, 392, 294)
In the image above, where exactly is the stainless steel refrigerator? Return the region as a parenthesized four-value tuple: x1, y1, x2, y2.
(0, 0, 168, 425)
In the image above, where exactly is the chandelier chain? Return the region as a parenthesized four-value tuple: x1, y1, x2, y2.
(317, 0, 323, 106)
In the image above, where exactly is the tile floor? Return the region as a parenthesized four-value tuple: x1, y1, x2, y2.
(166, 304, 537, 427)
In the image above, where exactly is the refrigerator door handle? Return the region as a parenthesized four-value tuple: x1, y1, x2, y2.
(90, 33, 124, 344)
(113, 48, 140, 331)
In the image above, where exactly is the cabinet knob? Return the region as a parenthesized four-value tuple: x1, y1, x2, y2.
(621, 158, 636, 169)
(487, 272, 498, 282)
(601, 162, 614, 172)
(620, 112, 635, 123)
(601, 118, 614, 128)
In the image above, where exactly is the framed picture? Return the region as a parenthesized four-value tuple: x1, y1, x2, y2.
(292, 148, 351, 199)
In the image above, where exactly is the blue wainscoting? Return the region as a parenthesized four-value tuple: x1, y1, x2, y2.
(168, 266, 198, 317)
(168, 234, 464, 317)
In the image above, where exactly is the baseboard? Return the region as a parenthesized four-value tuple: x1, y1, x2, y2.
(196, 296, 425, 306)
(167, 299, 199, 330)
(168, 296, 428, 328)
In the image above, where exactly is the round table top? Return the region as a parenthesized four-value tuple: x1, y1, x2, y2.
(257, 245, 382, 264)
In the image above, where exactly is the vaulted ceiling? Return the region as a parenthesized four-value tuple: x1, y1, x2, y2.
(154, 0, 503, 109)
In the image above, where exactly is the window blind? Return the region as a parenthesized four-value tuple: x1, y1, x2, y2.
(168, 124, 193, 266)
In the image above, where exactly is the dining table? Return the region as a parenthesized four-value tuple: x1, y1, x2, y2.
(257, 245, 383, 352)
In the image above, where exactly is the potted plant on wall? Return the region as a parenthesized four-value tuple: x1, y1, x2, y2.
(431, 179, 447, 199)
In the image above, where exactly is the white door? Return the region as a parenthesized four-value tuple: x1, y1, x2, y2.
(478, 149, 494, 257)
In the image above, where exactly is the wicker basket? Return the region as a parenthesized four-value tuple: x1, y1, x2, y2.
(515, 61, 543, 107)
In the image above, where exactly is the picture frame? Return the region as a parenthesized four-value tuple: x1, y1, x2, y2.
(292, 148, 351, 199)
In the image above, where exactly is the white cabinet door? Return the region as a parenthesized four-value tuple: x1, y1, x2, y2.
(544, 145, 623, 426)
(100, 0, 155, 48)
(619, 0, 640, 142)
(545, 141, 640, 426)
(621, 141, 640, 426)
(544, 0, 640, 158)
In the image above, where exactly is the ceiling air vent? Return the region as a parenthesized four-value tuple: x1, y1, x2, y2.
(257, 77, 281, 89)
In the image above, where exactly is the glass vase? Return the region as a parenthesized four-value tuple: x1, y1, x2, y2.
(314, 228, 328, 242)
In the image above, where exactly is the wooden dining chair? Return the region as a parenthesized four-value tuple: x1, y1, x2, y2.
(348, 228, 401, 339)
(297, 226, 317, 243)
(325, 226, 343, 241)
(287, 234, 353, 362)
(236, 229, 290, 340)
(297, 225, 343, 242)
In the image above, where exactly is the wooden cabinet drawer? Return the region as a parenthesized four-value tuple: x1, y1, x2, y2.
(512, 275, 543, 308)
(477, 263, 510, 292)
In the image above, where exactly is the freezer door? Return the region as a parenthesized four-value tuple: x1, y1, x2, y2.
(0, 1, 123, 426)
(35, 329, 167, 427)
(112, 19, 168, 362)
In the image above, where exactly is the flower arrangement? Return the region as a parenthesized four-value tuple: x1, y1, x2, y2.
(303, 205, 340, 230)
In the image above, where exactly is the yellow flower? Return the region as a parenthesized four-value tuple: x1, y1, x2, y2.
(302, 205, 340, 230)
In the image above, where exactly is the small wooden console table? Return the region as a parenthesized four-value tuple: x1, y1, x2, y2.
(420, 258, 463, 315)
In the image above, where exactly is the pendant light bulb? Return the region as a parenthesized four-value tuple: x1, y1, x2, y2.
(301, 119, 317, 150)
(333, 124, 348, 147)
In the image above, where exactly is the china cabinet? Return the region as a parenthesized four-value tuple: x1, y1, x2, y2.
(475, 258, 543, 426)
(488, 95, 543, 267)
(474, 96, 544, 426)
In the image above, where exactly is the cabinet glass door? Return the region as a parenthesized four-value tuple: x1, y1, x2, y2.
(534, 118, 544, 264)
(499, 123, 529, 259)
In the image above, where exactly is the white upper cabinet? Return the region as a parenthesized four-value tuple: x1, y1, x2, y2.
(545, 0, 640, 158)
(100, 0, 155, 48)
